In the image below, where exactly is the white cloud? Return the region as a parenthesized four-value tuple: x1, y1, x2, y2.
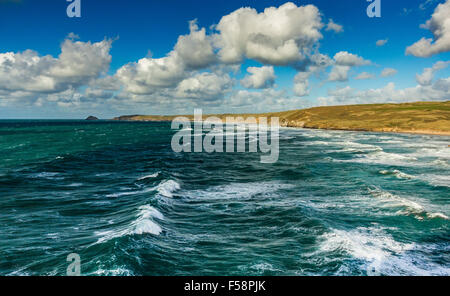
(116, 19, 219, 95)
(227, 88, 305, 112)
(328, 51, 371, 82)
(116, 52, 186, 95)
(241, 66, 276, 89)
(175, 72, 233, 100)
(416, 61, 449, 85)
(406, 0, 450, 57)
(0, 38, 112, 103)
(381, 68, 398, 77)
(333, 51, 371, 66)
(320, 79, 450, 106)
(328, 65, 351, 82)
(293, 72, 310, 96)
(214, 2, 323, 65)
(355, 72, 375, 80)
(326, 19, 343, 33)
(376, 39, 388, 46)
(174, 20, 216, 70)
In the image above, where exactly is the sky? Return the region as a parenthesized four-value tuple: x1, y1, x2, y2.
(0, 0, 449, 118)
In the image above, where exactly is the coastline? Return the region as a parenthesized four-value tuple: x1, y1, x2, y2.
(113, 101, 450, 137)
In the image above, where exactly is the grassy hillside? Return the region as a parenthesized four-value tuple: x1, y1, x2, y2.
(113, 101, 450, 135)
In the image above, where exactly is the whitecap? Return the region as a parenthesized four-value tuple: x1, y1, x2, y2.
(313, 226, 449, 275)
(183, 181, 293, 201)
(337, 151, 417, 166)
(95, 205, 163, 243)
(91, 267, 134, 276)
(418, 174, 450, 188)
(379, 169, 415, 180)
(137, 172, 160, 181)
(156, 180, 181, 198)
(367, 187, 448, 221)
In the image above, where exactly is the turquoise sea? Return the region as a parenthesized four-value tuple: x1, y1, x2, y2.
(0, 120, 449, 275)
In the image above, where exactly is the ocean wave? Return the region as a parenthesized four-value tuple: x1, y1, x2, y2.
(418, 174, 450, 188)
(65, 182, 84, 187)
(29, 172, 64, 180)
(183, 181, 292, 201)
(105, 187, 154, 198)
(137, 172, 160, 181)
(337, 150, 417, 166)
(379, 169, 415, 180)
(412, 147, 450, 159)
(431, 159, 449, 167)
(315, 226, 449, 275)
(156, 180, 181, 198)
(91, 266, 134, 276)
(368, 187, 449, 220)
(95, 205, 163, 244)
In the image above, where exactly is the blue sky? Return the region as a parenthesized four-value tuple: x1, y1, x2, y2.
(0, 0, 449, 118)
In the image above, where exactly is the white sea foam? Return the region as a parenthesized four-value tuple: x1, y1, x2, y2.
(183, 181, 292, 201)
(368, 187, 448, 220)
(418, 174, 450, 188)
(95, 205, 163, 243)
(431, 159, 449, 167)
(133, 219, 162, 235)
(379, 169, 415, 180)
(156, 180, 181, 198)
(65, 182, 84, 187)
(137, 172, 160, 181)
(315, 226, 450, 275)
(92, 267, 134, 276)
(408, 147, 450, 159)
(337, 150, 417, 166)
(105, 187, 154, 198)
(30, 172, 64, 180)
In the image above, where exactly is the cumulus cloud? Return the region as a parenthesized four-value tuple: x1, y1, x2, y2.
(406, 0, 450, 57)
(115, 19, 220, 95)
(241, 66, 276, 89)
(416, 61, 449, 85)
(214, 2, 323, 66)
(116, 53, 186, 94)
(328, 65, 351, 82)
(355, 72, 375, 80)
(328, 51, 371, 82)
(376, 39, 388, 46)
(326, 19, 343, 33)
(174, 20, 217, 70)
(227, 88, 305, 112)
(333, 51, 371, 66)
(293, 72, 310, 96)
(320, 79, 450, 106)
(0, 37, 112, 97)
(381, 68, 398, 77)
(175, 72, 233, 100)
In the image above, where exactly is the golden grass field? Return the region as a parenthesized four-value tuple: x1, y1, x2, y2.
(114, 101, 450, 136)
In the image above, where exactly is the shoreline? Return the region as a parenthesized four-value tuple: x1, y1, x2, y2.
(113, 118, 450, 137)
(112, 101, 450, 137)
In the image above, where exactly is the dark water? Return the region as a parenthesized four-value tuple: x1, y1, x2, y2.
(0, 120, 449, 275)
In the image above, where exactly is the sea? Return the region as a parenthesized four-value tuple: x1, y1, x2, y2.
(0, 120, 448, 276)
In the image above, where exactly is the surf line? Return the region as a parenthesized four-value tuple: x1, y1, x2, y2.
(171, 109, 279, 163)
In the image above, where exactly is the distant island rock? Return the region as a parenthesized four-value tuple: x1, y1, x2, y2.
(85, 116, 99, 121)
